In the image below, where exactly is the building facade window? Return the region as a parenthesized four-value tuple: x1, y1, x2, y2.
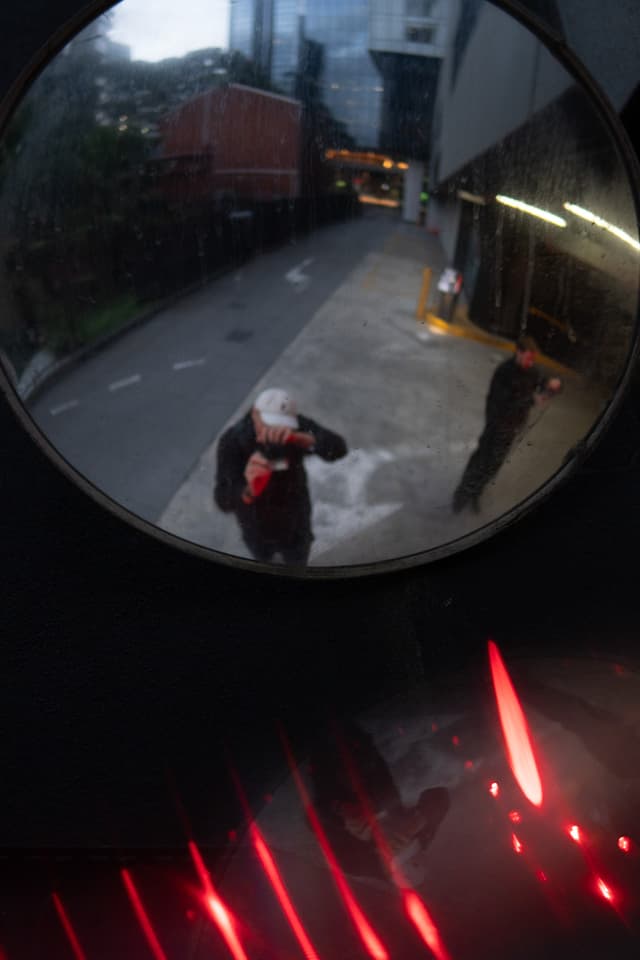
(406, 0, 436, 18)
(406, 25, 436, 44)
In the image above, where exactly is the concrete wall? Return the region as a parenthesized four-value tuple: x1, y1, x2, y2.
(369, 0, 449, 58)
(556, 0, 640, 111)
(432, 0, 573, 185)
(426, 196, 462, 263)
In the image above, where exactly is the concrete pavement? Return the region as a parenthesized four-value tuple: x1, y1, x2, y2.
(160, 218, 605, 568)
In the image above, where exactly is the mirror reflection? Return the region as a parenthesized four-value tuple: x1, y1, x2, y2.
(0, 0, 637, 568)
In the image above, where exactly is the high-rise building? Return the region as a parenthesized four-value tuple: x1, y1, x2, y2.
(229, 0, 382, 146)
(228, 0, 449, 218)
(229, 0, 303, 95)
(368, 0, 449, 158)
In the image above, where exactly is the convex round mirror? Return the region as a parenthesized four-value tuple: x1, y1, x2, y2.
(0, 0, 638, 573)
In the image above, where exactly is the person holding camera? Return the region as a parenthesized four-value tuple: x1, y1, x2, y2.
(214, 388, 347, 566)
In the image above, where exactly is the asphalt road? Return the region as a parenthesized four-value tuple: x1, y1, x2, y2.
(28, 210, 398, 522)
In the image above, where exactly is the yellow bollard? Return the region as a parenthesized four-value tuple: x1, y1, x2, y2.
(416, 267, 432, 321)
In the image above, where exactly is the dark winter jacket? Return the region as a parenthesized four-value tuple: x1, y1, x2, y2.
(214, 411, 347, 546)
(485, 357, 546, 432)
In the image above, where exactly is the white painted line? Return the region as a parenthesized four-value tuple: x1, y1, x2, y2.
(173, 357, 207, 371)
(285, 257, 314, 291)
(108, 374, 141, 392)
(50, 399, 79, 416)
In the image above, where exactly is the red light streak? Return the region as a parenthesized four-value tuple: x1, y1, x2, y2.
(567, 825, 583, 844)
(489, 781, 500, 798)
(618, 836, 632, 854)
(51, 893, 87, 960)
(508, 810, 521, 824)
(536, 871, 548, 883)
(596, 877, 614, 903)
(250, 825, 321, 960)
(188, 840, 250, 960)
(404, 891, 451, 960)
(121, 869, 168, 960)
(332, 727, 452, 960)
(280, 732, 388, 960)
(511, 833, 523, 854)
(488, 640, 543, 807)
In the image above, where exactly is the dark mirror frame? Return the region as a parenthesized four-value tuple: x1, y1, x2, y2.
(1, 0, 639, 579)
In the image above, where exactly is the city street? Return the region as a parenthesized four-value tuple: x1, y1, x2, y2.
(28, 210, 397, 522)
(29, 208, 604, 568)
(160, 220, 604, 567)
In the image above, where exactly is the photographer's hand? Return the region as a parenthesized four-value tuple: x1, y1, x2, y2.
(242, 452, 272, 503)
(287, 430, 316, 451)
(255, 423, 292, 446)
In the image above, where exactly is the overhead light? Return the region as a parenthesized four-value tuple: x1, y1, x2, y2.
(563, 202, 640, 252)
(397, 162, 409, 171)
(458, 189, 486, 205)
(359, 194, 400, 208)
(496, 194, 566, 227)
(382, 159, 394, 169)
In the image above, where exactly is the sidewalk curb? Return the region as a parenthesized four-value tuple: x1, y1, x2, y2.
(422, 311, 577, 378)
(19, 268, 233, 406)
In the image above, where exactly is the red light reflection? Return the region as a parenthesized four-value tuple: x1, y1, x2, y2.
(188, 840, 250, 960)
(508, 810, 521, 824)
(618, 836, 632, 854)
(251, 825, 321, 960)
(596, 877, 615, 904)
(489, 781, 500, 798)
(567, 825, 583, 845)
(333, 727, 452, 960)
(488, 640, 543, 807)
(51, 893, 88, 960)
(404, 891, 451, 960)
(511, 833, 524, 854)
(121, 869, 168, 960)
(280, 732, 388, 960)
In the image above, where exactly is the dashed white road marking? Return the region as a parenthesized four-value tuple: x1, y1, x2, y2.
(173, 357, 207, 371)
(108, 374, 141, 392)
(50, 399, 79, 416)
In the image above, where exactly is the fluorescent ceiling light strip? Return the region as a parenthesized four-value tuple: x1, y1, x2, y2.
(496, 194, 567, 227)
(563, 202, 640, 252)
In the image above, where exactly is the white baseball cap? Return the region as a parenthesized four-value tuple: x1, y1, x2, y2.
(254, 388, 299, 429)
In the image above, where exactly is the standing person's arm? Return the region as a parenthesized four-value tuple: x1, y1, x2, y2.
(294, 416, 348, 461)
(534, 374, 563, 406)
(214, 429, 250, 512)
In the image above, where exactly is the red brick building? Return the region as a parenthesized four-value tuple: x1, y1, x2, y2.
(154, 84, 302, 206)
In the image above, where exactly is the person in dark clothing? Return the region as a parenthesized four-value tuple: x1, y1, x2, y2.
(214, 388, 347, 565)
(309, 715, 450, 886)
(453, 336, 562, 513)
